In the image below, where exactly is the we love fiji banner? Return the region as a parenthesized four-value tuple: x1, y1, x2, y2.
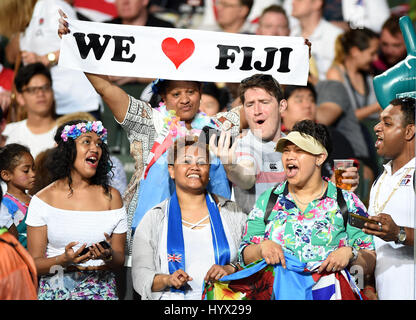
(59, 19, 309, 85)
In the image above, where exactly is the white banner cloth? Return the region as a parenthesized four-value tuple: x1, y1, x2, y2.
(59, 19, 309, 85)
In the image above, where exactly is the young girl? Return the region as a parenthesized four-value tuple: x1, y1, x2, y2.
(0, 143, 36, 247)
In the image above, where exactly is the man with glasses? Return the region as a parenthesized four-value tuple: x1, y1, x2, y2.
(3, 63, 57, 159)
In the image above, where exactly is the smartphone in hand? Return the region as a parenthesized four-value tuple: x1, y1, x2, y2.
(349, 213, 379, 229)
(79, 240, 111, 256)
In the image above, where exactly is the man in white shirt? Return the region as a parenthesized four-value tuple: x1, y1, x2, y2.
(363, 97, 415, 300)
(3, 63, 57, 159)
(289, 0, 343, 81)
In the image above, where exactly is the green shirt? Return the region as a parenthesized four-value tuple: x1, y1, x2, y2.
(238, 181, 374, 265)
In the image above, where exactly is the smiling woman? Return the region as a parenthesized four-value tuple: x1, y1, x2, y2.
(25, 120, 127, 300)
(131, 135, 247, 300)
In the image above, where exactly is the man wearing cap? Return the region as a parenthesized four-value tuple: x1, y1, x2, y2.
(211, 74, 358, 214)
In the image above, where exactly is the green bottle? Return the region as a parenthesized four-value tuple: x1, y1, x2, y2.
(373, 16, 416, 109)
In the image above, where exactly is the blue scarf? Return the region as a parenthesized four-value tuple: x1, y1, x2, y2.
(167, 191, 230, 293)
(217, 253, 316, 300)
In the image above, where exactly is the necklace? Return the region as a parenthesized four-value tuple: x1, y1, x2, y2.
(290, 180, 325, 206)
(182, 214, 210, 229)
(373, 167, 412, 215)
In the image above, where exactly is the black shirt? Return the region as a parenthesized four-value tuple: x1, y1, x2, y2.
(106, 13, 175, 28)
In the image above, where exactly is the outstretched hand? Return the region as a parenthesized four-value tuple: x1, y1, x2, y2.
(58, 9, 69, 38)
(209, 130, 238, 166)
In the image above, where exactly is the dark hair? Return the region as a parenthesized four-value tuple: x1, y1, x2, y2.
(29, 148, 55, 195)
(292, 120, 333, 157)
(167, 136, 209, 166)
(47, 120, 112, 196)
(382, 15, 402, 36)
(283, 82, 317, 102)
(334, 27, 378, 64)
(239, 73, 284, 105)
(0, 144, 32, 179)
(153, 79, 202, 97)
(390, 97, 416, 127)
(14, 62, 53, 93)
(260, 4, 288, 20)
(240, 0, 254, 16)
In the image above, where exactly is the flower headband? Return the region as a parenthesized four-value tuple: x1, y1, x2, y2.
(60, 121, 108, 143)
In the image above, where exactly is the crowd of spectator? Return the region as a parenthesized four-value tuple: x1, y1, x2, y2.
(0, 0, 415, 301)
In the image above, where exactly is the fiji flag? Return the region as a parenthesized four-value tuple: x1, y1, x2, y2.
(203, 254, 366, 300)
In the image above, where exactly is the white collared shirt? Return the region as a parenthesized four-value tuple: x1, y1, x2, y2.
(368, 158, 415, 300)
(290, 18, 343, 81)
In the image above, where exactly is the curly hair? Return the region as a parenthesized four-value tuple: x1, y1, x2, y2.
(47, 120, 113, 197)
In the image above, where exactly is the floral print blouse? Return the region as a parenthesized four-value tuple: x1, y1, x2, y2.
(238, 181, 374, 265)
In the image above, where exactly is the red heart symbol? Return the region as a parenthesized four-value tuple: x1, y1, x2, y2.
(161, 37, 195, 69)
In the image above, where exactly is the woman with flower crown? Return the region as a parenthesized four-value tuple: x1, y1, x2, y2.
(25, 120, 127, 300)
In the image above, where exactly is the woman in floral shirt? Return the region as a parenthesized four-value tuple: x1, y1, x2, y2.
(237, 120, 376, 299)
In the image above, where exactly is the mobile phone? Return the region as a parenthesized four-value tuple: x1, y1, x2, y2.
(200, 126, 235, 146)
(200, 126, 220, 145)
(98, 240, 111, 249)
(349, 213, 378, 229)
(79, 240, 111, 256)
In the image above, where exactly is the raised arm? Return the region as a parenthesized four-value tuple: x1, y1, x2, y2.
(84, 73, 130, 123)
(58, 10, 129, 123)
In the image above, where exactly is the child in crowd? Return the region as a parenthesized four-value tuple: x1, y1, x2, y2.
(0, 143, 35, 247)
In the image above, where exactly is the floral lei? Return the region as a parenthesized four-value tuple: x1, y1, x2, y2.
(156, 102, 215, 140)
(60, 121, 108, 143)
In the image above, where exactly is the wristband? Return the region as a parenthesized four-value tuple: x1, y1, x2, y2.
(228, 262, 239, 272)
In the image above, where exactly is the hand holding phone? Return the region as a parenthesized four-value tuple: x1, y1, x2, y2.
(79, 240, 111, 256)
(349, 213, 379, 229)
